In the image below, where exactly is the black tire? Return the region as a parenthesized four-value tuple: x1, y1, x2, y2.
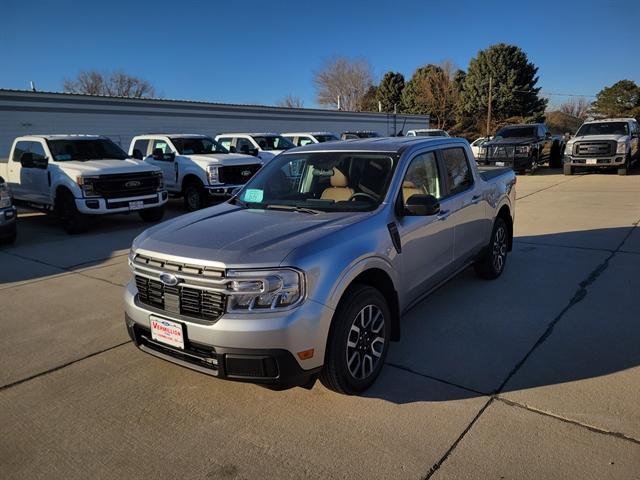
(320, 285, 391, 394)
(618, 157, 630, 176)
(183, 179, 207, 211)
(549, 143, 562, 168)
(563, 164, 573, 176)
(0, 227, 16, 245)
(474, 217, 509, 280)
(56, 191, 90, 234)
(526, 154, 539, 175)
(138, 206, 165, 222)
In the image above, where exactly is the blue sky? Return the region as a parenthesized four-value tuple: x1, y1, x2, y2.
(1, 0, 638, 108)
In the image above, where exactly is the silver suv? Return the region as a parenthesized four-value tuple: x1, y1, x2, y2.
(125, 137, 516, 393)
(564, 118, 640, 175)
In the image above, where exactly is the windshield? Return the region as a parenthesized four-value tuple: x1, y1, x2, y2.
(48, 138, 128, 161)
(494, 126, 537, 139)
(252, 135, 294, 151)
(576, 122, 629, 136)
(170, 136, 229, 154)
(315, 134, 339, 143)
(234, 152, 396, 213)
(415, 130, 447, 137)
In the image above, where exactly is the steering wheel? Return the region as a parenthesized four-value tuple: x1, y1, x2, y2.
(348, 192, 377, 203)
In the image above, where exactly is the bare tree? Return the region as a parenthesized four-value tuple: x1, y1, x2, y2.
(63, 69, 156, 98)
(314, 57, 374, 111)
(558, 96, 591, 120)
(277, 95, 304, 108)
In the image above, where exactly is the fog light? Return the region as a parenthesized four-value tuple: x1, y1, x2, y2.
(85, 200, 99, 209)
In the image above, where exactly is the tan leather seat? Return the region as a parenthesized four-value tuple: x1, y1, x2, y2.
(321, 168, 354, 201)
(402, 180, 423, 205)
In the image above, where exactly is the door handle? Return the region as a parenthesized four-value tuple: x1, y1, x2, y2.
(436, 210, 450, 221)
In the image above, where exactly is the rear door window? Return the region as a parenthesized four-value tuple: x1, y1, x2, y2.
(133, 139, 149, 158)
(441, 147, 473, 196)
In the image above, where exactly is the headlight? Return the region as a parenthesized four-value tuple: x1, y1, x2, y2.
(76, 175, 100, 197)
(226, 268, 304, 311)
(617, 142, 628, 154)
(478, 147, 487, 156)
(515, 145, 531, 155)
(564, 143, 573, 156)
(154, 171, 164, 191)
(207, 165, 221, 185)
(0, 182, 11, 208)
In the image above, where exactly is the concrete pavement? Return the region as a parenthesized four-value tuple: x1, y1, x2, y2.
(1, 171, 639, 479)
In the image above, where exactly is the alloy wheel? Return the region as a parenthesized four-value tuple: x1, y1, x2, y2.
(492, 226, 507, 273)
(345, 304, 386, 380)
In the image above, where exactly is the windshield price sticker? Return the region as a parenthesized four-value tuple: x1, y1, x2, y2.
(243, 189, 264, 203)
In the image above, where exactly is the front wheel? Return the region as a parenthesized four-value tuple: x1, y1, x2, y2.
(563, 164, 574, 176)
(57, 191, 90, 234)
(320, 285, 390, 394)
(183, 180, 207, 211)
(138, 206, 165, 222)
(618, 157, 630, 176)
(474, 217, 509, 280)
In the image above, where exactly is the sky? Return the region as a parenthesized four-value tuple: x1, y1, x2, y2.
(1, 0, 638, 109)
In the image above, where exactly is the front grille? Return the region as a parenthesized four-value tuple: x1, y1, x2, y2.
(135, 276, 226, 321)
(573, 141, 615, 157)
(219, 164, 261, 185)
(93, 172, 161, 198)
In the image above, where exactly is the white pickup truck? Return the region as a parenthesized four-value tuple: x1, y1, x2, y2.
(214, 133, 294, 163)
(0, 135, 167, 234)
(129, 134, 262, 211)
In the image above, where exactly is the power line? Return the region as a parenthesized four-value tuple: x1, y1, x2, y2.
(513, 89, 596, 98)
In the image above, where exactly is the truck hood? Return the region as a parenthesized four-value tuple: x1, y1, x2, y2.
(58, 159, 160, 176)
(570, 134, 628, 143)
(133, 203, 368, 267)
(185, 153, 261, 166)
(484, 137, 536, 147)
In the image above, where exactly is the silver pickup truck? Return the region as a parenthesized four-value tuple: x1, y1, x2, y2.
(125, 137, 516, 394)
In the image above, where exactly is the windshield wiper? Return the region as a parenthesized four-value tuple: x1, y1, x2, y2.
(264, 204, 323, 215)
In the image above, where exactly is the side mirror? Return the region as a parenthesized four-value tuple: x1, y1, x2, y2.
(152, 149, 175, 161)
(132, 149, 143, 160)
(229, 146, 237, 153)
(33, 157, 48, 169)
(545, 131, 552, 139)
(405, 194, 440, 216)
(19, 152, 34, 168)
(249, 148, 259, 157)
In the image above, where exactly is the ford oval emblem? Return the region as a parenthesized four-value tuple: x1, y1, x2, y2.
(159, 272, 179, 286)
(241, 170, 251, 177)
(125, 180, 141, 188)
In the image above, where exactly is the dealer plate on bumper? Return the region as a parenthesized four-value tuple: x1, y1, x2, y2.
(150, 316, 185, 349)
(586, 159, 598, 165)
(129, 200, 144, 210)
(495, 161, 505, 166)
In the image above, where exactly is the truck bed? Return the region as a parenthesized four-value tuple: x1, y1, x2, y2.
(477, 166, 513, 181)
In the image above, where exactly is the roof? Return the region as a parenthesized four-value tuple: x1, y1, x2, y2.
(284, 136, 464, 154)
(407, 128, 446, 132)
(22, 134, 105, 140)
(215, 133, 282, 137)
(584, 118, 637, 123)
(133, 133, 210, 138)
(281, 132, 336, 136)
(500, 123, 543, 128)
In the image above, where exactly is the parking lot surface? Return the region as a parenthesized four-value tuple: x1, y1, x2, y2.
(1, 170, 639, 479)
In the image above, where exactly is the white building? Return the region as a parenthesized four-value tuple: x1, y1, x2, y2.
(0, 89, 429, 155)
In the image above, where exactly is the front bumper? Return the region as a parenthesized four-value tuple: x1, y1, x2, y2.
(124, 281, 333, 387)
(0, 206, 17, 237)
(481, 155, 532, 171)
(75, 191, 168, 214)
(205, 184, 244, 197)
(564, 154, 627, 167)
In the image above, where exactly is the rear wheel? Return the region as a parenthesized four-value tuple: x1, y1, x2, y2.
(183, 179, 207, 211)
(320, 285, 390, 394)
(57, 191, 90, 234)
(138, 206, 165, 222)
(474, 217, 509, 280)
